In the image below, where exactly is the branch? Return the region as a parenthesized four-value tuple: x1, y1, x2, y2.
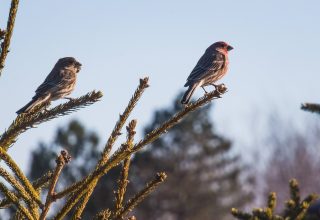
(301, 103, 320, 115)
(40, 150, 71, 220)
(54, 78, 149, 219)
(0, 167, 38, 218)
(0, 0, 19, 75)
(111, 172, 167, 220)
(98, 77, 149, 167)
(0, 170, 53, 208)
(114, 120, 136, 214)
(0, 182, 34, 220)
(0, 90, 103, 150)
(0, 148, 42, 208)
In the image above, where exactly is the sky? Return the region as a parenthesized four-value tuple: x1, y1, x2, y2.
(0, 0, 319, 171)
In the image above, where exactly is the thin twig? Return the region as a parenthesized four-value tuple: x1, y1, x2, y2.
(40, 150, 71, 220)
(111, 172, 167, 220)
(114, 120, 137, 214)
(0, 0, 19, 75)
(0, 90, 103, 150)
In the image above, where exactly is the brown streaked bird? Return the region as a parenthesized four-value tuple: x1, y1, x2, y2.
(181, 41, 233, 104)
(16, 57, 82, 114)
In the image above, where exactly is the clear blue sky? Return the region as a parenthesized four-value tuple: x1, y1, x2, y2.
(0, 0, 319, 170)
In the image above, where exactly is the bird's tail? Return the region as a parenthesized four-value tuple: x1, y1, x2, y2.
(16, 96, 49, 114)
(181, 83, 198, 104)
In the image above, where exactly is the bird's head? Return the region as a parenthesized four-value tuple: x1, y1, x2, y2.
(57, 57, 82, 73)
(207, 41, 233, 54)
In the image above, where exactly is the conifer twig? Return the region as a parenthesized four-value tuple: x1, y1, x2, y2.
(111, 172, 167, 220)
(114, 120, 137, 215)
(0, 148, 41, 208)
(55, 78, 149, 219)
(0, 90, 103, 150)
(53, 85, 227, 205)
(0, 182, 34, 220)
(0, 170, 53, 208)
(0, 167, 38, 217)
(40, 150, 71, 220)
(0, 0, 19, 75)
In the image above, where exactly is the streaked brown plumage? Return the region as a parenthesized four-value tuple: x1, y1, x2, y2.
(16, 57, 82, 114)
(181, 41, 233, 104)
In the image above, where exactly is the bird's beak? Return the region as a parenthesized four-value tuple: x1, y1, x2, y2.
(227, 45, 234, 51)
(75, 61, 82, 67)
(75, 62, 82, 72)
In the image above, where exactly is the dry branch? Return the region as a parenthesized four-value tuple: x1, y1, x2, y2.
(40, 150, 71, 220)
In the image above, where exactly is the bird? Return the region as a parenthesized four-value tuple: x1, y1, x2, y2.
(181, 41, 233, 104)
(16, 57, 82, 114)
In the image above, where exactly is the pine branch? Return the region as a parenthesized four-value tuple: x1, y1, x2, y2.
(114, 120, 137, 215)
(301, 103, 320, 115)
(0, 182, 34, 220)
(0, 148, 42, 208)
(0, 167, 38, 218)
(110, 172, 167, 220)
(0, 170, 53, 208)
(53, 84, 227, 207)
(54, 78, 149, 219)
(98, 77, 148, 167)
(0, 0, 19, 75)
(0, 90, 103, 150)
(90, 120, 137, 220)
(40, 150, 71, 220)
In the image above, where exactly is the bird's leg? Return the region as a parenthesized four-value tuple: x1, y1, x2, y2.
(211, 83, 218, 90)
(64, 97, 74, 101)
(201, 86, 208, 94)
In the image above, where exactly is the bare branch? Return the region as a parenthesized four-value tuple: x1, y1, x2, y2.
(40, 150, 71, 220)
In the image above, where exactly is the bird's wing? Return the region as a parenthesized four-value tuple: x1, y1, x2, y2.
(186, 52, 225, 85)
(34, 67, 61, 95)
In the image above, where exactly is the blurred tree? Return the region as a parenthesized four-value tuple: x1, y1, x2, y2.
(129, 95, 254, 220)
(262, 116, 320, 212)
(28, 94, 254, 219)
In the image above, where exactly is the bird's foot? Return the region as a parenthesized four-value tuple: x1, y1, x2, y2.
(201, 86, 208, 94)
(212, 83, 225, 93)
